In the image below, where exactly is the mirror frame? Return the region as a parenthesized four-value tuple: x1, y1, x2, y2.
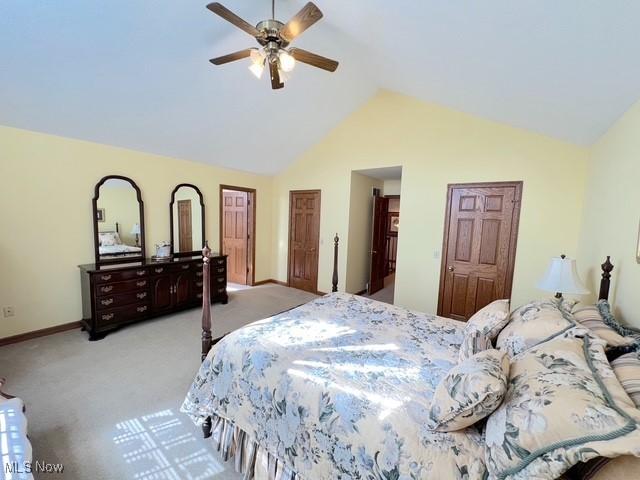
(92, 175, 146, 265)
(169, 183, 206, 258)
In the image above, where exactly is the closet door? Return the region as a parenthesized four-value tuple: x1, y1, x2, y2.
(288, 190, 321, 293)
(438, 182, 522, 321)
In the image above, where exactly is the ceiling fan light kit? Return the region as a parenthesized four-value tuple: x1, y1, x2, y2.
(207, 1, 339, 90)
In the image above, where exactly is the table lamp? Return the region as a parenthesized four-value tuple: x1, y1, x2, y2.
(537, 254, 589, 298)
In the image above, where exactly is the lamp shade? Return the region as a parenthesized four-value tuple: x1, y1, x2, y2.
(537, 256, 589, 295)
(130, 223, 141, 235)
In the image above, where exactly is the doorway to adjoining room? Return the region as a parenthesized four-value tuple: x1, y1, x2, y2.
(346, 166, 402, 305)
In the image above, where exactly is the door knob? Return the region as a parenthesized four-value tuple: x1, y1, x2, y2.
(448, 266, 454, 272)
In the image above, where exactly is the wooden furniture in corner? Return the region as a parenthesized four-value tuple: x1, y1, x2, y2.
(79, 255, 227, 340)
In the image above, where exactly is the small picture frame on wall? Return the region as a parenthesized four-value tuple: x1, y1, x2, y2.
(389, 214, 400, 234)
(97, 208, 105, 222)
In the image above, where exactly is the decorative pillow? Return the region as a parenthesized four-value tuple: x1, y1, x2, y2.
(464, 299, 511, 340)
(496, 300, 575, 357)
(611, 352, 640, 408)
(572, 305, 636, 348)
(485, 328, 640, 480)
(427, 349, 509, 432)
(99, 231, 120, 246)
(458, 329, 494, 363)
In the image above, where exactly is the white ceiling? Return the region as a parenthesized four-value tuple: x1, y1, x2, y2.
(2, 1, 640, 175)
(356, 166, 402, 181)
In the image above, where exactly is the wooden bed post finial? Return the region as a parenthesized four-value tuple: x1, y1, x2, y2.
(201, 241, 212, 362)
(599, 256, 614, 301)
(332, 233, 339, 293)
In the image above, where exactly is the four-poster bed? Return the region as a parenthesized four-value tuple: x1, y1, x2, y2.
(184, 250, 639, 480)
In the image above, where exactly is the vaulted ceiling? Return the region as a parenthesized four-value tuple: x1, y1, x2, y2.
(2, 1, 640, 174)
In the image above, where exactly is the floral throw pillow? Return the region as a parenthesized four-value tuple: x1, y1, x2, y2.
(485, 328, 640, 480)
(464, 299, 511, 340)
(427, 349, 509, 432)
(458, 329, 494, 363)
(496, 300, 575, 358)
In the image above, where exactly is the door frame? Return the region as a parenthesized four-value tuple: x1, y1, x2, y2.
(219, 185, 256, 286)
(436, 181, 523, 316)
(287, 189, 321, 292)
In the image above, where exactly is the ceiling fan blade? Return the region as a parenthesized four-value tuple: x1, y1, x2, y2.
(280, 2, 323, 43)
(269, 61, 284, 90)
(206, 2, 260, 38)
(209, 49, 254, 65)
(289, 48, 338, 72)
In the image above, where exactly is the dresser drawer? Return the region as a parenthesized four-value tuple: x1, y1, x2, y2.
(94, 268, 148, 284)
(95, 290, 150, 311)
(96, 302, 151, 327)
(95, 278, 150, 296)
(211, 274, 226, 286)
(212, 285, 227, 297)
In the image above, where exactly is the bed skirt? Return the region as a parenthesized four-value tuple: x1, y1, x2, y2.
(209, 414, 301, 480)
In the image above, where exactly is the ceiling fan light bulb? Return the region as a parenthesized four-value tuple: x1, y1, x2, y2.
(250, 48, 266, 65)
(279, 50, 296, 72)
(249, 62, 264, 79)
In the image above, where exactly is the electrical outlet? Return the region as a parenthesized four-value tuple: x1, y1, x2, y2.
(3, 306, 15, 318)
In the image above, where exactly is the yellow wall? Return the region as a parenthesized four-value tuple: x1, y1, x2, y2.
(345, 172, 383, 293)
(0, 125, 273, 338)
(272, 90, 589, 313)
(577, 99, 640, 327)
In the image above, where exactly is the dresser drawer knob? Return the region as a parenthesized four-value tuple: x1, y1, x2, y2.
(155, 267, 164, 273)
(136, 270, 146, 276)
(100, 274, 112, 281)
(196, 293, 203, 299)
(182, 265, 189, 270)
(195, 271, 203, 277)
(101, 313, 114, 321)
(100, 285, 113, 293)
(217, 287, 225, 293)
(136, 306, 148, 313)
(217, 260, 224, 265)
(100, 298, 114, 306)
(217, 277, 224, 283)
(136, 281, 147, 287)
(136, 292, 147, 299)
(196, 281, 203, 287)
(217, 268, 224, 273)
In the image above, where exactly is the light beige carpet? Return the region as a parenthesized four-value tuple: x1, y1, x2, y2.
(0, 285, 317, 480)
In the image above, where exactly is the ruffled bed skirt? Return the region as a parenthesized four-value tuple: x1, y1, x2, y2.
(209, 414, 301, 480)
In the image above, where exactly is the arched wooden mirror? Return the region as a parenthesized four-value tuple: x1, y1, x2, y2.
(170, 184, 205, 257)
(93, 175, 145, 265)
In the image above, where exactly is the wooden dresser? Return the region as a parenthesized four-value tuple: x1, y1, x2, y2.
(79, 255, 227, 340)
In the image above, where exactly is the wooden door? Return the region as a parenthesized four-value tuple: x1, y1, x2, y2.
(288, 190, 321, 293)
(174, 272, 191, 307)
(368, 196, 389, 294)
(151, 275, 173, 312)
(177, 200, 192, 253)
(222, 190, 249, 284)
(438, 182, 522, 320)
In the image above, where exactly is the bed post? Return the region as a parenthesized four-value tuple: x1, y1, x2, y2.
(599, 256, 613, 301)
(201, 242, 213, 438)
(332, 233, 339, 293)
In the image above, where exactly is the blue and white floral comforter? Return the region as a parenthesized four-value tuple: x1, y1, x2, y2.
(181, 293, 488, 479)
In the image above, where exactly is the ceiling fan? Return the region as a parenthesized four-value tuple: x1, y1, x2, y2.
(207, 1, 339, 89)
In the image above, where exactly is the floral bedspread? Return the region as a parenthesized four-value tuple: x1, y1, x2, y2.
(181, 293, 488, 479)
